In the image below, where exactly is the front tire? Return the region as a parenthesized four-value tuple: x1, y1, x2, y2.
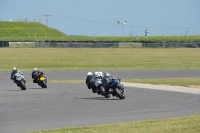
(20, 81, 26, 90)
(114, 88, 125, 99)
(42, 80, 47, 88)
(99, 86, 106, 96)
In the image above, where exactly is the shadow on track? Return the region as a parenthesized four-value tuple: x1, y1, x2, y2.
(28, 88, 45, 89)
(75, 97, 119, 100)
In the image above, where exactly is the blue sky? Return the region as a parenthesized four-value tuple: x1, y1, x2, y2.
(0, 0, 200, 36)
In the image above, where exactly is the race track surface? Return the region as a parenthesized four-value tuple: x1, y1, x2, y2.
(0, 70, 200, 133)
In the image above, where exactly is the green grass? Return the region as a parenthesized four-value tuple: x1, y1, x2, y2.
(1, 48, 200, 71)
(123, 78, 200, 87)
(25, 115, 200, 133)
(0, 22, 67, 41)
(0, 22, 200, 42)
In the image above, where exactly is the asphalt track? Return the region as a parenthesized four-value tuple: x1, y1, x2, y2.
(0, 70, 200, 133)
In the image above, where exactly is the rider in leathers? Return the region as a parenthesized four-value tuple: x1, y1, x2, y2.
(10, 67, 25, 83)
(86, 72, 103, 93)
(32, 68, 43, 83)
(102, 72, 113, 92)
(86, 72, 93, 89)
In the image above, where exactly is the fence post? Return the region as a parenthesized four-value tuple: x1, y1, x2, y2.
(35, 33, 36, 39)
(185, 31, 188, 38)
(94, 33, 96, 41)
(162, 33, 164, 39)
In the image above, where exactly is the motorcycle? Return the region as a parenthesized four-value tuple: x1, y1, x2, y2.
(90, 72, 111, 97)
(94, 79, 106, 96)
(90, 78, 106, 96)
(106, 78, 125, 99)
(14, 73, 26, 90)
(37, 72, 47, 88)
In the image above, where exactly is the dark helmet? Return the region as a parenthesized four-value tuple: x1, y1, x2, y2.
(104, 72, 110, 78)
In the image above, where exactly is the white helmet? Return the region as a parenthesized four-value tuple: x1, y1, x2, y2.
(96, 73, 101, 78)
(87, 72, 92, 76)
(33, 68, 38, 71)
(12, 67, 16, 71)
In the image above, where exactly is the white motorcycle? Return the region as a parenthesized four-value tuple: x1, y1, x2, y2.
(14, 73, 26, 90)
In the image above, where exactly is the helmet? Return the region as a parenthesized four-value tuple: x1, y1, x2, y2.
(12, 67, 16, 71)
(104, 72, 110, 77)
(87, 72, 92, 76)
(33, 68, 38, 71)
(96, 73, 101, 78)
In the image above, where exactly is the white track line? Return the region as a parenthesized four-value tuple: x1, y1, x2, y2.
(122, 82, 200, 94)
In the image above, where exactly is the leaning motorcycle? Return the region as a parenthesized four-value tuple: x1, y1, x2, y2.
(14, 73, 26, 90)
(90, 78, 106, 96)
(106, 78, 125, 99)
(94, 79, 106, 96)
(37, 72, 47, 88)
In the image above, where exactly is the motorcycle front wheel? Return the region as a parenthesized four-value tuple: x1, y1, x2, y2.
(20, 80, 26, 90)
(42, 80, 47, 88)
(114, 88, 125, 99)
(99, 86, 106, 96)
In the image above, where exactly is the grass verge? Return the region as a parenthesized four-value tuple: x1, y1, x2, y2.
(49, 77, 200, 88)
(123, 77, 200, 88)
(25, 114, 200, 133)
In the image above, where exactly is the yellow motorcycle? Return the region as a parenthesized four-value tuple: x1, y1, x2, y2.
(38, 72, 47, 88)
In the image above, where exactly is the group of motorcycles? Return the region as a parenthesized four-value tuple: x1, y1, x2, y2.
(86, 72, 125, 99)
(13, 72, 47, 90)
(12, 70, 124, 100)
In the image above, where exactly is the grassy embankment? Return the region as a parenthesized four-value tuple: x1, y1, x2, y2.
(0, 21, 200, 42)
(0, 22, 67, 41)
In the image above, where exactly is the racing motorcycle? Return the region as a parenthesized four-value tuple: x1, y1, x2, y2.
(91, 78, 106, 96)
(37, 72, 47, 88)
(14, 73, 26, 90)
(106, 78, 125, 99)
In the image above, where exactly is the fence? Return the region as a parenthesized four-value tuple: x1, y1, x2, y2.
(2, 41, 200, 48)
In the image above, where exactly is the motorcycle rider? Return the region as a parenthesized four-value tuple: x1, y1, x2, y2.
(102, 72, 113, 92)
(90, 72, 103, 93)
(10, 67, 25, 83)
(32, 68, 44, 83)
(86, 72, 93, 89)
